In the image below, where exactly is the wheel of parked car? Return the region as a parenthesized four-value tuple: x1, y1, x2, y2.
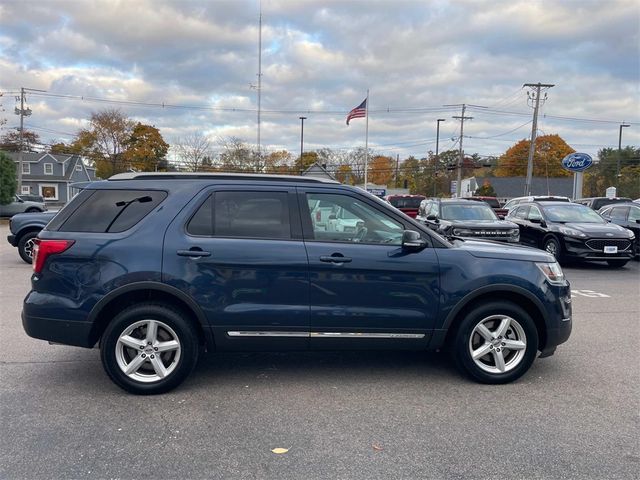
(543, 236, 561, 260)
(100, 303, 200, 395)
(607, 259, 629, 268)
(17, 231, 39, 264)
(452, 301, 538, 384)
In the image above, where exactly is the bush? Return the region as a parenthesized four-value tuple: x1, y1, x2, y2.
(0, 151, 17, 205)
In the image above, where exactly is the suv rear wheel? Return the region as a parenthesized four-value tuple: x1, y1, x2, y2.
(452, 301, 538, 384)
(100, 303, 200, 395)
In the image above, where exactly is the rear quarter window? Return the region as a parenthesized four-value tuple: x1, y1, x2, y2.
(53, 189, 167, 233)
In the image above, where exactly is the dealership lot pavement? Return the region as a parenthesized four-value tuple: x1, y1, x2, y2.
(0, 222, 638, 479)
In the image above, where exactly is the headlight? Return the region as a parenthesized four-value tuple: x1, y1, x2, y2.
(536, 262, 565, 285)
(559, 226, 586, 238)
(452, 228, 472, 235)
(508, 228, 519, 235)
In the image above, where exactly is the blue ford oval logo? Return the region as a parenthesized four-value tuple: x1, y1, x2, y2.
(562, 153, 593, 172)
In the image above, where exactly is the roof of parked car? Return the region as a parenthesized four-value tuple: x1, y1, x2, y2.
(108, 172, 340, 184)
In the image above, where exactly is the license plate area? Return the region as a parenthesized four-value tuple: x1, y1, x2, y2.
(604, 246, 618, 254)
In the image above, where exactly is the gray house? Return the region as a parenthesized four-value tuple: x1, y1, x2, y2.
(8, 152, 97, 207)
(461, 176, 574, 203)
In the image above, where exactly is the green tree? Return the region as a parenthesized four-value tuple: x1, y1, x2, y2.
(0, 151, 17, 204)
(495, 134, 574, 177)
(583, 147, 639, 197)
(123, 123, 169, 172)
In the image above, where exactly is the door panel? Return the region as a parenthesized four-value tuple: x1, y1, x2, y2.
(300, 189, 440, 350)
(162, 187, 309, 351)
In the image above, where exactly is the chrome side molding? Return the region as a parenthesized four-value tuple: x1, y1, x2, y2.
(227, 331, 425, 339)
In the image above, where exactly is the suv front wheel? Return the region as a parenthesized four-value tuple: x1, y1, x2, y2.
(452, 301, 539, 384)
(100, 303, 200, 395)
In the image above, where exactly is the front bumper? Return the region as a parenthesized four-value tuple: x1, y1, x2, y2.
(7, 234, 17, 247)
(562, 236, 634, 261)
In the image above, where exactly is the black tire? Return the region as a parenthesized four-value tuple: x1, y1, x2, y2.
(543, 236, 562, 261)
(452, 301, 539, 384)
(100, 302, 200, 395)
(607, 259, 629, 268)
(17, 231, 39, 264)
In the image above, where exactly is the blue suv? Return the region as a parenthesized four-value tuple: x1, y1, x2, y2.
(23, 173, 572, 394)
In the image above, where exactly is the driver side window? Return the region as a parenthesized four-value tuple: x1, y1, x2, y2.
(306, 193, 404, 245)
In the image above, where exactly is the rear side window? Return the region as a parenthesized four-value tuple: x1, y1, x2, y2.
(56, 189, 167, 233)
(188, 191, 291, 239)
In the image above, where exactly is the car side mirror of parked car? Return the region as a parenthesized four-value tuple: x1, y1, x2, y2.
(636, 219, 640, 224)
(530, 218, 544, 226)
(426, 214, 438, 222)
(401, 230, 427, 251)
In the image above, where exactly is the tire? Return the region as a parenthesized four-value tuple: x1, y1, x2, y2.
(543, 236, 562, 260)
(25, 207, 41, 213)
(100, 303, 200, 395)
(607, 259, 628, 268)
(452, 301, 539, 384)
(17, 231, 39, 264)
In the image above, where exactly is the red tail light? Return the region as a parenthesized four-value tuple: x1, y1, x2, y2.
(316, 210, 321, 222)
(33, 239, 75, 274)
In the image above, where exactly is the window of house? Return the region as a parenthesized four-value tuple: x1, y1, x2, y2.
(21, 185, 31, 195)
(22, 163, 30, 174)
(44, 163, 53, 175)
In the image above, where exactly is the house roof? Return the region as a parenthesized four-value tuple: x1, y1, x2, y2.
(301, 162, 336, 181)
(473, 176, 574, 198)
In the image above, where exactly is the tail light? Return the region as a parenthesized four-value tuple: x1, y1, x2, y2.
(316, 210, 321, 222)
(33, 239, 75, 274)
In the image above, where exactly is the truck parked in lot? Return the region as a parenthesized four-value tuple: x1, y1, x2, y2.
(7, 211, 56, 263)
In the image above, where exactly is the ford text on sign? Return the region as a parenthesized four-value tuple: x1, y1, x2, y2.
(562, 153, 593, 172)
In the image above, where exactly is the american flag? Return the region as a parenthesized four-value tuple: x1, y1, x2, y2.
(346, 98, 367, 125)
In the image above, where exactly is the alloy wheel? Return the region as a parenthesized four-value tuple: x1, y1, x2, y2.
(468, 315, 527, 374)
(115, 319, 181, 383)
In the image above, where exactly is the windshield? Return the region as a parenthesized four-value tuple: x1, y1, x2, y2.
(389, 197, 424, 208)
(441, 203, 498, 220)
(543, 204, 606, 223)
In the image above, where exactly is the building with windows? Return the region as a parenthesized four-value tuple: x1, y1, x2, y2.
(460, 176, 574, 203)
(7, 152, 97, 207)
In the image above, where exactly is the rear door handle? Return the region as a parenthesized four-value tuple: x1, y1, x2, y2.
(177, 248, 211, 258)
(320, 255, 352, 263)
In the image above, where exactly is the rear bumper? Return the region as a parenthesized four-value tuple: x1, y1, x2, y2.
(22, 311, 94, 348)
(7, 234, 17, 247)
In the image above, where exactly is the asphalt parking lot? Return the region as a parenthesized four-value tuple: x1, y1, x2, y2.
(0, 222, 638, 479)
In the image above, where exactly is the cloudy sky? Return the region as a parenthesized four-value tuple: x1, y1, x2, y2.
(0, 0, 638, 163)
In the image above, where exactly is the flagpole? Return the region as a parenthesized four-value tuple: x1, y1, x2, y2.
(364, 89, 369, 191)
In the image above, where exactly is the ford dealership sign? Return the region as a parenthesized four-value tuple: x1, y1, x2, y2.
(562, 152, 593, 172)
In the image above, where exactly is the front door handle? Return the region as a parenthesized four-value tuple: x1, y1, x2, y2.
(177, 248, 211, 258)
(320, 255, 352, 263)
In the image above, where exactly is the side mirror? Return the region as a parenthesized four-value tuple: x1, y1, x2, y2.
(401, 230, 427, 251)
(530, 218, 542, 224)
(426, 214, 438, 222)
(635, 219, 640, 224)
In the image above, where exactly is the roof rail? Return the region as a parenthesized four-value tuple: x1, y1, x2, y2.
(108, 172, 339, 184)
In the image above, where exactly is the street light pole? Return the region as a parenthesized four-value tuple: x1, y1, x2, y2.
(617, 123, 630, 188)
(299, 116, 307, 168)
(434, 118, 446, 197)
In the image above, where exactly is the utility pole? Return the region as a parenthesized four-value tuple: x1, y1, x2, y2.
(617, 123, 630, 188)
(14, 87, 45, 194)
(299, 116, 306, 165)
(256, 2, 263, 158)
(434, 118, 445, 196)
(523, 83, 554, 195)
(395, 154, 399, 188)
(445, 104, 479, 197)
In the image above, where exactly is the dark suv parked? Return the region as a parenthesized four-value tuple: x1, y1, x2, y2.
(23, 173, 572, 394)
